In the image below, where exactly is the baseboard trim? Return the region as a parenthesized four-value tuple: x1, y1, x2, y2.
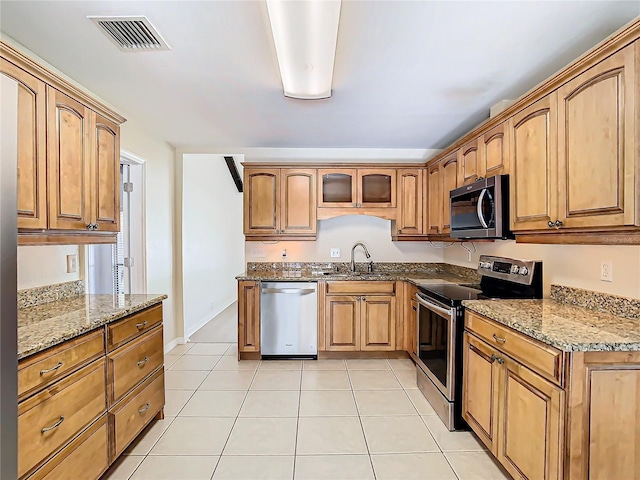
(164, 337, 186, 354)
(185, 297, 236, 339)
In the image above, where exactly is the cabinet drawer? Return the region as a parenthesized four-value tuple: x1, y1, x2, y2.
(27, 415, 109, 480)
(108, 326, 163, 405)
(18, 359, 106, 479)
(18, 330, 104, 401)
(111, 367, 165, 458)
(466, 311, 564, 386)
(326, 281, 395, 295)
(107, 304, 163, 351)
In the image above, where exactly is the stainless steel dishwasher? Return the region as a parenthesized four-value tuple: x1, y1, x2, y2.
(260, 282, 318, 359)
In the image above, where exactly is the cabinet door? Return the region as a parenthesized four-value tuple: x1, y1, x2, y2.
(409, 300, 418, 357)
(426, 163, 442, 234)
(280, 169, 316, 234)
(482, 122, 509, 177)
(91, 114, 120, 232)
(244, 168, 279, 235)
(238, 281, 260, 353)
(396, 169, 423, 235)
(441, 154, 459, 234)
(557, 44, 637, 229)
(497, 355, 564, 480)
(318, 169, 357, 207)
(510, 94, 558, 231)
(459, 137, 482, 185)
(325, 296, 360, 351)
(360, 295, 396, 351)
(47, 88, 92, 231)
(462, 333, 500, 453)
(358, 168, 396, 207)
(1, 62, 48, 229)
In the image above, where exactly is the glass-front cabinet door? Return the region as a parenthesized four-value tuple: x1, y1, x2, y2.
(318, 168, 357, 207)
(358, 169, 396, 207)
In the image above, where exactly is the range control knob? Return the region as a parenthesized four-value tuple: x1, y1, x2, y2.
(519, 266, 529, 275)
(480, 261, 491, 269)
(510, 265, 519, 274)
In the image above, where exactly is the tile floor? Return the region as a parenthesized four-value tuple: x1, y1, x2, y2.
(102, 342, 510, 480)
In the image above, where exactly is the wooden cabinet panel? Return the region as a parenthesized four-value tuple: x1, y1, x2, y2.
(427, 163, 442, 234)
(358, 168, 396, 207)
(325, 296, 360, 351)
(459, 138, 482, 185)
(18, 359, 106, 478)
(244, 169, 279, 234)
(47, 88, 93, 231)
(441, 154, 459, 234)
(318, 168, 357, 207)
(18, 330, 103, 401)
(360, 295, 395, 351)
(482, 122, 509, 177)
(107, 326, 163, 405)
(238, 281, 260, 353)
(106, 304, 163, 352)
(92, 114, 120, 232)
(557, 44, 637, 229)
(28, 415, 109, 480)
(0, 62, 48, 229)
(403, 282, 418, 356)
(396, 169, 423, 235)
(462, 333, 499, 452)
(280, 169, 316, 234)
(326, 281, 395, 295)
(510, 94, 558, 231)
(497, 356, 564, 480)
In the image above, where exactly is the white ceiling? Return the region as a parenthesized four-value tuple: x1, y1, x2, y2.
(1, 1, 638, 150)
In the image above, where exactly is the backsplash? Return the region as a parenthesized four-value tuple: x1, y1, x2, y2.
(18, 280, 85, 309)
(551, 284, 640, 320)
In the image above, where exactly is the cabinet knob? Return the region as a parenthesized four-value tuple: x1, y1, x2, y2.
(548, 221, 554, 228)
(361, 296, 366, 302)
(93, 223, 99, 231)
(555, 220, 563, 228)
(398, 229, 402, 234)
(86, 223, 93, 230)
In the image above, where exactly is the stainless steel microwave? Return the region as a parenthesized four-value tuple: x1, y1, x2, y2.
(449, 174, 513, 239)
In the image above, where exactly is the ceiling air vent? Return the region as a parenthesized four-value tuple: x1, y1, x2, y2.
(88, 16, 170, 52)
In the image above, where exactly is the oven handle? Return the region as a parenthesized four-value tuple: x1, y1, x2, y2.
(415, 293, 454, 318)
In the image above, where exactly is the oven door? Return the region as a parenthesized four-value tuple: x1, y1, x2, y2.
(415, 293, 456, 401)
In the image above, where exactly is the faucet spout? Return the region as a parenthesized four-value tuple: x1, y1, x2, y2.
(350, 242, 372, 272)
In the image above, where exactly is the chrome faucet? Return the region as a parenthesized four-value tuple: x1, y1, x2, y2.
(350, 242, 371, 272)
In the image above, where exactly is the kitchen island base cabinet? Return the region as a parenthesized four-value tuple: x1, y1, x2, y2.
(238, 281, 261, 357)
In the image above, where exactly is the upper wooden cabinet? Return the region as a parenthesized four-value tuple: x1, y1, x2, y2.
(458, 137, 482, 185)
(426, 162, 442, 235)
(1, 42, 125, 245)
(481, 122, 509, 178)
(441, 154, 459, 234)
(244, 167, 316, 239)
(318, 168, 396, 209)
(556, 44, 637, 229)
(395, 168, 423, 236)
(510, 94, 558, 232)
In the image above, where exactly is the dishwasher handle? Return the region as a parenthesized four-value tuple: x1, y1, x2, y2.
(261, 287, 316, 295)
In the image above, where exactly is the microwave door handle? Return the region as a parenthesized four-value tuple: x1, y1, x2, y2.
(477, 188, 489, 228)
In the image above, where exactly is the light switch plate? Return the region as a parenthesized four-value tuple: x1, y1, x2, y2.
(330, 248, 341, 258)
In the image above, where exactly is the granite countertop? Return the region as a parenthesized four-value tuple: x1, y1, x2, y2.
(462, 299, 640, 352)
(236, 270, 476, 286)
(18, 294, 167, 360)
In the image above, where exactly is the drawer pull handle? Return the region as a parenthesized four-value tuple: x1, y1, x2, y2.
(41, 416, 65, 433)
(40, 362, 63, 375)
(492, 334, 506, 343)
(137, 356, 149, 367)
(136, 321, 148, 330)
(138, 403, 150, 414)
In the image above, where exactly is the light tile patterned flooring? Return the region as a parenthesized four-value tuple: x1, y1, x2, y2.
(102, 343, 509, 480)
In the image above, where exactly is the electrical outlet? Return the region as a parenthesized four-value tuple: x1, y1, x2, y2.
(252, 247, 266, 258)
(281, 249, 287, 259)
(330, 248, 341, 258)
(601, 261, 613, 282)
(66, 254, 78, 273)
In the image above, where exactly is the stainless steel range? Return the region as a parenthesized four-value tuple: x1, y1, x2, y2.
(414, 255, 543, 430)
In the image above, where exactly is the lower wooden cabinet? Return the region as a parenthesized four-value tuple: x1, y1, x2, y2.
(463, 311, 640, 480)
(325, 295, 361, 351)
(238, 281, 260, 354)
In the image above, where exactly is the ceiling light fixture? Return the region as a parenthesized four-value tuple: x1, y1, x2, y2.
(266, 0, 341, 100)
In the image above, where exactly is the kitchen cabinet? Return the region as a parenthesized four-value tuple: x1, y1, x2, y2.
(510, 94, 558, 232)
(395, 168, 423, 236)
(441, 154, 459, 234)
(555, 44, 637, 230)
(426, 162, 442, 234)
(481, 122, 509, 178)
(244, 168, 316, 239)
(458, 137, 482, 185)
(324, 282, 396, 352)
(238, 280, 261, 355)
(318, 167, 396, 209)
(403, 282, 418, 358)
(1, 42, 125, 245)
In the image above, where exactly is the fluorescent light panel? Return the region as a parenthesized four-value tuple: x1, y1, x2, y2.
(266, 0, 341, 99)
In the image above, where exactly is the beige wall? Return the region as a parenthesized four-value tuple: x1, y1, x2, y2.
(444, 241, 640, 299)
(17, 246, 80, 290)
(246, 215, 443, 264)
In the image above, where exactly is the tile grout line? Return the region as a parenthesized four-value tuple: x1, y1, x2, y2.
(292, 365, 303, 480)
(347, 361, 378, 480)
